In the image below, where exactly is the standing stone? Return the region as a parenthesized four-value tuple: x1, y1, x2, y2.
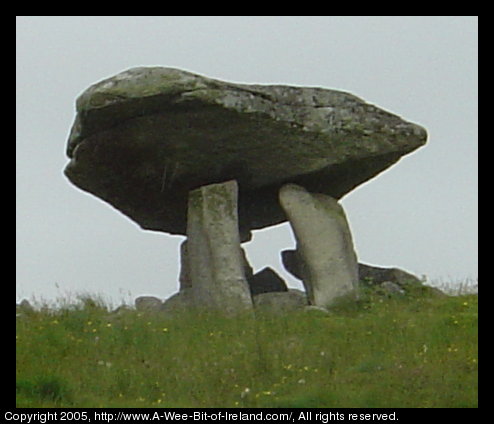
(179, 239, 253, 294)
(279, 183, 359, 308)
(186, 179, 253, 314)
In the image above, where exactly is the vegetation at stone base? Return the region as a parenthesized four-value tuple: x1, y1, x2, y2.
(16, 289, 477, 408)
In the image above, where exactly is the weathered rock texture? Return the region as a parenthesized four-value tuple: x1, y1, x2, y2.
(358, 263, 446, 297)
(358, 263, 422, 287)
(64, 67, 427, 240)
(279, 184, 359, 308)
(283, 251, 444, 298)
(253, 289, 308, 313)
(180, 240, 254, 292)
(186, 180, 253, 314)
(161, 289, 193, 315)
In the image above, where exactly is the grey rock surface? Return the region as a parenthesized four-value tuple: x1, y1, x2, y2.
(379, 281, 406, 296)
(135, 296, 163, 312)
(358, 263, 422, 287)
(284, 251, 443, 298)
(186, 180, 253, 314)
(64, 67, 427, 239)
(358, 263, 446, 297)
(161, 289, 193, 315)
(179, 240, 253, 292)
(247, 266, 288, 296)
(253, 289, 308, 313)
(279, 184, 359, 308)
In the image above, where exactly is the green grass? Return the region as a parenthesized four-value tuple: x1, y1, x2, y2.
(16, 290, 477, 408)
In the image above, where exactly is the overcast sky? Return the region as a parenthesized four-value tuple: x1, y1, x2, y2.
(16, 16, 478, 305)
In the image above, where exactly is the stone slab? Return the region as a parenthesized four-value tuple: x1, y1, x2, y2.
(279, 183, 359, 308)
(186, 180, 253, 314)
(64, 67, 427, 239)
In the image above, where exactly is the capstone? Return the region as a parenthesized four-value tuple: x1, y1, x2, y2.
(64, 67, 427, 240)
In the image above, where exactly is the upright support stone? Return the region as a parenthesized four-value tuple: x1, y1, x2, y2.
(186, 179, 253, 314)
(279, 183, 359, 308)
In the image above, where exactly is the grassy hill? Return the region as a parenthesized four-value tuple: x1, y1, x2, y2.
(16, 288, 477, 408)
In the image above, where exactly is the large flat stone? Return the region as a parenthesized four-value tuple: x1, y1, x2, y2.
(64, 67, 427, 239)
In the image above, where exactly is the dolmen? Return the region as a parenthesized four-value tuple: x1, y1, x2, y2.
(64, 67, 427, 314)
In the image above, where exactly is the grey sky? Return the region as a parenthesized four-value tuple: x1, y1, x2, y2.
(16, 16, 478, 305)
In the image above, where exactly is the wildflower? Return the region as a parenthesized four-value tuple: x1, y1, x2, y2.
(297, 379, 306, 384)
(106, 323, 112, 328)
(240, 388, 250, 398)
(162, 328, 169, 333)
